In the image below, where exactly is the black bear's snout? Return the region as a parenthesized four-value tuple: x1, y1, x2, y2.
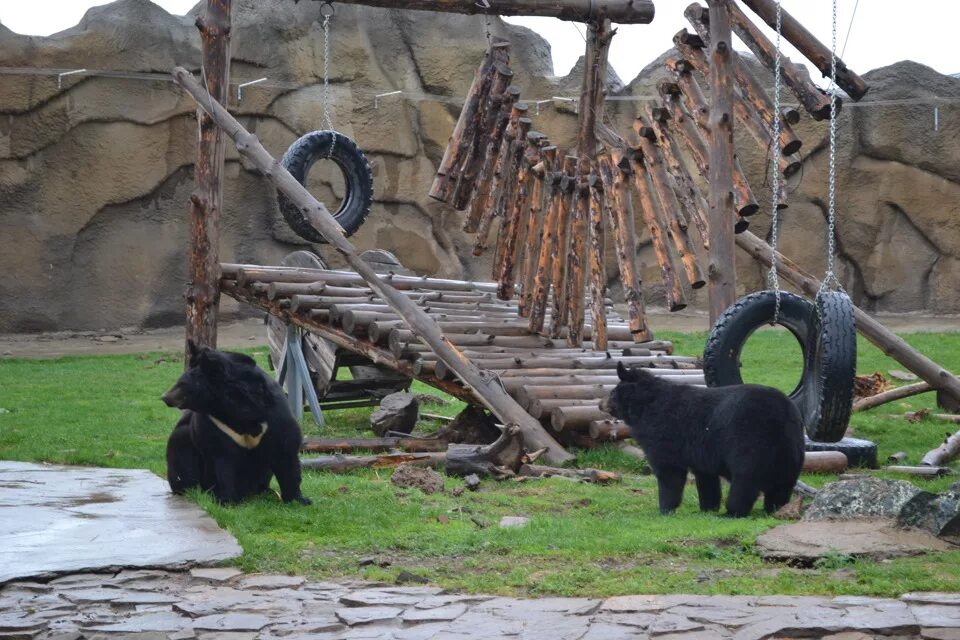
(162, 383, 187, 408)
(599, 394, 612, 414)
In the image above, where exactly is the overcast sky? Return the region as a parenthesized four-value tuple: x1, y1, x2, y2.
(1, 1, 957, 85)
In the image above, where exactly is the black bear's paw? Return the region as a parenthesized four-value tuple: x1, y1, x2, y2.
(289, 495, 312, 506)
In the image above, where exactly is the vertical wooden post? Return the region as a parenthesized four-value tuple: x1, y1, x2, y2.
(185, 0, 232, 361)
(706, 0, 736, 324)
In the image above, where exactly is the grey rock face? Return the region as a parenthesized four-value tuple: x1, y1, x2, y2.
(370, 392, 419, 436)
(804, 477, 923, 521)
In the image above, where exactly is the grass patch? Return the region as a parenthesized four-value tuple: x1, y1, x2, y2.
(1, 330, 959, 596)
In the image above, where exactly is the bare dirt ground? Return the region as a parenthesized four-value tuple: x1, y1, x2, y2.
(1, 310, 958, 359)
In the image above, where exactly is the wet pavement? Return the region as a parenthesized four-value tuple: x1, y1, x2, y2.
(0, 461, 241, 584)
(2, 568, 960, 639)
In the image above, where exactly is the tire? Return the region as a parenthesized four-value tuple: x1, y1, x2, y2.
(703, 289, 856, 443)
(801, 291, 857, 442)
(805, 436, 877, 469)
(277, 130, 373, 243)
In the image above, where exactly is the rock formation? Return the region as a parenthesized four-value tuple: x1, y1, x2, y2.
(0, 0, 957, 332)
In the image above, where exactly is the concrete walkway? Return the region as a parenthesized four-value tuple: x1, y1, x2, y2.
(2, 568, 960, 639)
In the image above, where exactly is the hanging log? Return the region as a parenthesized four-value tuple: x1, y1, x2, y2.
(734, 229, 960, 407)
(597, 153, 651, 341)
(173, 67, 574, 465)
(634, 118, 706, 289)
(518, 145, 555, 317)
(741, 0, 869, 100)
(566, 171, 592, 346)
(185, 0, 232, 358)
(301, 452, 447, 473)
(549, 156, 579, 338)
(452, 61, 515, 210)
(497, 131, 542, 300)
(473, 103, 528, 256)
(430, 42, 510, 202)
(725, 1, 832, 120)
(518, 464, 621, 484)
(445, 425, 524, 478)
(803, 451, 848, 474)
(629, 152, 687, 312)
(464, 86, 520, 232)
(921, 428, 960, 467)
(588, 174, 608, 351)
(301, 437, 448, 454)
(491, 118, 534, 272)
(528, 150, 563, 332)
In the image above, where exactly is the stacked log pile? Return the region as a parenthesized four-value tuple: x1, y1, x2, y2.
(220, 262, 704, 450)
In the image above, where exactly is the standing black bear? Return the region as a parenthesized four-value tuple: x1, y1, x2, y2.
(162, 340, 311, 505)
(602, 363, 804, 517)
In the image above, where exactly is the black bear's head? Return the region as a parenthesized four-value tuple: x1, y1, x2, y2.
(600, 362, 665, 425)
(161, 340, 275, 424)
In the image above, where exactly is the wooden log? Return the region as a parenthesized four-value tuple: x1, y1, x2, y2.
(741, 0, 868, 100)
(226, 265, 502, 293)
(588, 174, 608, 351)
(921, 428, 960, 467)
(491, 117, 534, 272)
(884, 465, 953, 478)
(726, 0, 832, 120)
(452, 61, 515, 210)
(634, 118, 706, 289)
(734, 229, 960, 407)
(629, 152, 687, 311)
(907, 412, 960, 425)
(474, 102, 528, 256)
(445, 424, 524, 478)
(464, 86, 520, 232)
(518, 146, 554, 317)
(588, 420, 631, 442)
(549, 156, 579, 338)
(566, 171, 591, 346)
(528, 398, 601, 420)
(551, 405, 613, 432)
(528, 150, 563, 332)
(300, 452, 447, 473)
(852, 381, 935, 412)
(301, 437, 448, 454)
(328, 0, 654, 23)
(517, 384, 616, 408)
(185, 0, 232, 358)
(518, 464, 621, 484)
(803, 451, 848, 474)
(705, 1, 737, 326)
(174, 67, 574, 465)
(888, 451, 908, 464)
(685, 5, 803, 155)
(497, 130, 541, 299)
(430, 42, 510, 202)
(597, 153, 651, 341)
(433, 355, 694, 381)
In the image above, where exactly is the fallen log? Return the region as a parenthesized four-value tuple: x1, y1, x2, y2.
(921, 428, 960, 467)
(884, 465, 954, 478)
(300, 452, 447, 473)
(803, 451, 848, 474)
(551, 405, 612, 432)
(852, 381, 934, 412)
(301, 437, 447, 454)
(174, 66, 574, 465)
(588, 420, 631, 442)
(518, 464, 621, 484)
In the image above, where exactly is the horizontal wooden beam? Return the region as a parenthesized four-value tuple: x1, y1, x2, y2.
(330, 0, 655, 23)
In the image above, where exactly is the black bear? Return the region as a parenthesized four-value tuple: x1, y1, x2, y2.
(601, 363, 804, 517)
(161, 340, 311, 505)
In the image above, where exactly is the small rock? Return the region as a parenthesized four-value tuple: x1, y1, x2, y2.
(499, 516, 530, 529)
(0, 407, 10, 414)
(390, 464, 444, 495)
(775, 496, 806, 520)
(236, 574, 306, 590)
(395, 570, 430, 585)
(889, 369, 919, 381)
(450, 486, 465, 497)
(370, 392, 419, 436)
(898, 482, 960, 540)
(804, 477, 923, 521)
(464, 474, 481, 491)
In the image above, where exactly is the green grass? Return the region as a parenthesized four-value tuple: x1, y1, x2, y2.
(1, 331, 959, 597)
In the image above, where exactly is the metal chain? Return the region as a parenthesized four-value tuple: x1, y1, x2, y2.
(819, 0, 843, 297)
(321, 3, 337, 158)
(766, 0, 784, 324)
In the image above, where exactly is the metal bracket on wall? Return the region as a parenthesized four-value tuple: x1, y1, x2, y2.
(275, 324, 324, 427)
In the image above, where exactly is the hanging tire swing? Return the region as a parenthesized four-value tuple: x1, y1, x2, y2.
(703, 0, 857, 445)
(276, 1, 374, 243)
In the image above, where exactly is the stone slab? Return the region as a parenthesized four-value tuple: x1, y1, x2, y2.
(0, 461, 241, 584)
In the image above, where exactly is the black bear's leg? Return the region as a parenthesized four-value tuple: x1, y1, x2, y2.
(272, 452, 311, 505)
(694, 472, 722, 512)
(763, 484, 794, 514)
(212, 456, 242, 504)
(656, 467, 687, 515)
(725, 476, 760, 518)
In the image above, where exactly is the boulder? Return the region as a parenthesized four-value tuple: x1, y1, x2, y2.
(897, 481, 960, 541)
(369, 392, 419, 436)
(804, 477, 923, 521)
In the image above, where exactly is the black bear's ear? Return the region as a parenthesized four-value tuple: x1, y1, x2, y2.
(617, 361, 630, 381)
(198, 352, 225, 379)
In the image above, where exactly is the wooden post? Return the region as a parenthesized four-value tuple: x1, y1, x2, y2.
(172, 66, 574, 465)
(706, 0, 736, 325)
(496, 130, 541, 299)
(519, 145, 555, 317)
(588, 173, 608, 350)
(464, 86, 519, 232)
(566, 170, 591, 345)
(549, 157, 578, 338)
(527, 151, 562, 333)
(185, 0, 232, 360)
(473, 103, 527, 257)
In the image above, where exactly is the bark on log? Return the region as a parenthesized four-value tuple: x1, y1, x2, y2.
(629, 153, 687, 311)
(227, 264, 502, 293)
(518, 146, 554, 317)
(445, 424, 524, 478)
(588, 174, 608, 350)
(491, 117, 534, 271)
(518, 464, 621, 483)
(634, 118, 706, 289)
(921, 428, 960, 467)
(464, 86, 520, 232)
(302, 437, 448, 454)
(528, 150, 563, 332)
(474, 103, 528, 256)
(551, 405, 613, 432)
(430, 43, 510, 202)
(705, 1, 737, 326)
(726, 0, 832, 120)
(174, 67, 574, 465)
(185, 0, 231, 359)
(549, 156, 579, 338)
(852, 381, 936, 412)
(332, 0, 655, 24)
(735, 229, 960, 407)
(588, 420, 631, 441)
(741, 0, 869, 100)
(566, 171, 591, 346)
(884, 465, 953, 478)
(301, 452, 447, 473)
(497, 131, 541, 300)
(803, 451, 848, 474)
(597, 154, 651, 341)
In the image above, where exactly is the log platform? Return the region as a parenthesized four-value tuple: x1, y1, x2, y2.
(220, 262, 703, 450)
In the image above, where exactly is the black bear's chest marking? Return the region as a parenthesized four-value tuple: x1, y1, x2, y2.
(208, 416, 269, 450)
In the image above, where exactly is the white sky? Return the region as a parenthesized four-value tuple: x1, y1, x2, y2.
(1, 1, 957, 84)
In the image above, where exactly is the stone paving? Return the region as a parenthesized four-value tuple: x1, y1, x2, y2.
(2, 568, 960, 640)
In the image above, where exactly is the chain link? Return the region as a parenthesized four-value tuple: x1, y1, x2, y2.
(819, 0, 843, 298)
(766, 0, 784, 325)
(321, 5, 337, 158)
